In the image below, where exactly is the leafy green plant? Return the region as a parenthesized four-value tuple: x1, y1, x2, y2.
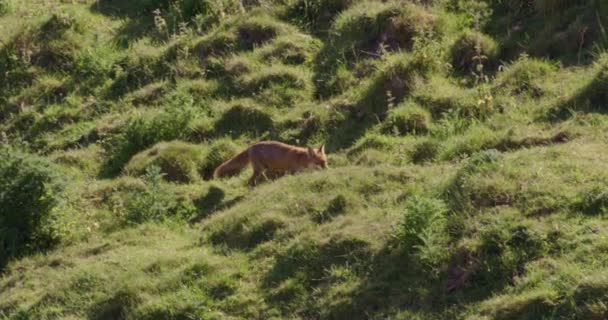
(396, 196, 448, 253)
(125, 166, 196, 223)
(0, 146, 64, 266)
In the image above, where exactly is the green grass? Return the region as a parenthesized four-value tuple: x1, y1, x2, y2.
(1, 0, 608, 319)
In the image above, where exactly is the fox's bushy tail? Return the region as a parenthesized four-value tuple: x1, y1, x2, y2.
(214, 149, 250, 178)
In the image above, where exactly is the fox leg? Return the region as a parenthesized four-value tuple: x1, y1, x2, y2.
(248, 172, 261, 186)
(249, 159, 265, 186)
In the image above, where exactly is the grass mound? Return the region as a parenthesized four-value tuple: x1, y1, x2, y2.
(382, 101, 431, 135)
(125, 141, 204, 183)
(495, 56, 557, 97)
(356, 53, 429, 117)
(256, 34, 322, 66)
(284, 0, 353, 33)
(198, 138, 241, 180)
(315, 1, 444, 97)
(450, 31, 499, 74)
(193, 14, 296, 59)
(213, 100, 275, 137)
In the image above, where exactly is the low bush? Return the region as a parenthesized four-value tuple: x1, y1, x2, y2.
(396, 195, 448, 252)
(123, 166, 196, 224)
(0, 146, 64, 266)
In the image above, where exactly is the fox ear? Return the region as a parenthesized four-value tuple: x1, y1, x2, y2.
(308, 147, 315, 157)
(318, 144, 325, 154)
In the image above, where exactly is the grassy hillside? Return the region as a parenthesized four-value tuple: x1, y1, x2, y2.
(1, 0, 608, 319)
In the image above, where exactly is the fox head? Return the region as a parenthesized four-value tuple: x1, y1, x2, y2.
(307, 144, 328, 169)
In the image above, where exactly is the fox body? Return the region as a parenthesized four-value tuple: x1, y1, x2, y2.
(213, 141, 328, 186)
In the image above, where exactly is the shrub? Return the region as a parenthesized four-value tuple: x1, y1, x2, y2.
(125, 141, 205, 183)
(535, 0, 572, 12)
(127, 0, 243, 29)
(577, 186, 608, 215)
(450, 31, 499, 73)
(0, 9, 88, 78)
(347, 133, 393, 158)
(124, 166, 196, 224)
(440, 125, 501, 160)
(548, 57, 608, 119)
(383, 101, 431, 135)
(0, 147, 64, 266)
(566, 58, 608, 110)
(397, 196, 448, 250)
(312, 194, 349, 223)
(127, 81, 168, 106)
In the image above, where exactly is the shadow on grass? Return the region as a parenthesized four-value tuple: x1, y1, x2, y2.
(89, 0, 158, 48)
(545, 62, 608, 121)
(190, 186, 244, 223)
(261, 238, 518, 318)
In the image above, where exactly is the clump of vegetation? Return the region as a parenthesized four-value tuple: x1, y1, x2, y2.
(122, 166, 196, 224)
(238, 64, 313, 106)
(0, 146, 64, 267)
(450, 31, 499, 73)
(397, 195, 448, 253)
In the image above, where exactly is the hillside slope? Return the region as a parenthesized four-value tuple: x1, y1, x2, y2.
(1, 0, 608, 319)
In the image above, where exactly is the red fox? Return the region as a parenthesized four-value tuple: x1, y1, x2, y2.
(213, 141, 328, 186)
